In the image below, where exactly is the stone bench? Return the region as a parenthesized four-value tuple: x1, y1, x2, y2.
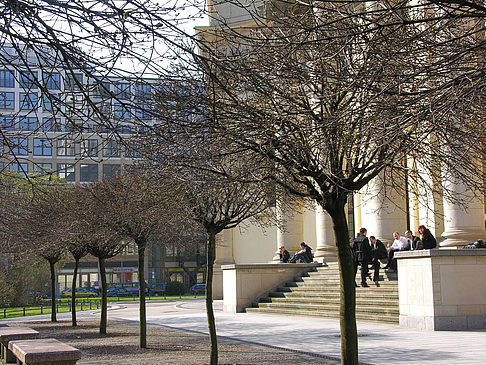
(0, 327, 40, 363)
(8, 338, 81, 365)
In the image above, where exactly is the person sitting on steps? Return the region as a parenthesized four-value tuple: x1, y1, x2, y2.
(289, 242, 314, 263)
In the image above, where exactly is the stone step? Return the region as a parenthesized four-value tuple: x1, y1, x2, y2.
(256, 301, 399, 315)
(245, 307, 399, 324)
(295, 278, 398, 286)
(277, 285, 398, 294)
(275, 291, 399, 300)
(261, 296, 399, 307)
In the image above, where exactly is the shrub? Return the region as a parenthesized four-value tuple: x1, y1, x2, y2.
(165, 281, 185, 296)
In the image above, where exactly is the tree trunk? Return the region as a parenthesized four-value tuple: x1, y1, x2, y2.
(99, 257, 108, 335)
(71, 257, 79, 326)
(49, 260, 57, 322)
(138, 243, 147, 349)
(205, 229, 218, 365)
(327, 199, 358, 365)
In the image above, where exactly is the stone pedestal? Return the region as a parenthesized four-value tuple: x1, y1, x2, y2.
(396, 249, 486, 330)
(221, 263, 319, 312)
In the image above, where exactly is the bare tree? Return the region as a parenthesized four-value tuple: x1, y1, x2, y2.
(11, 177, 69, 321)
(191, 1, 486, 363)
(71, 186, 127, 335)
(85, 170, 179, 348)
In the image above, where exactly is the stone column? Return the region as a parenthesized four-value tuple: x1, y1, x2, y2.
(440, 178, 486, 248)
(274, 198, 304, 261)
(358, 171, 407, 244)
(314, 203, 337, 262)
(408, 155, 444, 238)
(213, 230, 234, 300)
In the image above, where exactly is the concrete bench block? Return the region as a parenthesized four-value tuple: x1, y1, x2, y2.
(8, 338, 81, 365)
(0, 327, 40, 363)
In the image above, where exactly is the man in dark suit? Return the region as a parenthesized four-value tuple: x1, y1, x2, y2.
(405, 230, 422, 250)
(353, 228, 372, 287)
(369, 236, 387, 283)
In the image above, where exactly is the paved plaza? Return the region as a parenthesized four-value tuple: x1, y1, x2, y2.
(1, 299, 485, 364)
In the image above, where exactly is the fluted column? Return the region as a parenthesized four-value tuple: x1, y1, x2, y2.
(274, 198, 304, 261)
(315, 203, 337, 262)
(440, 177, 486, 248)
(408, 155, 444, 238)
(357, 171, 407, 244)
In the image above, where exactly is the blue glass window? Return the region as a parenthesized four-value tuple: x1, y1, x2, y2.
(33, 138, 52, 156)
(102, 140, 119, 157)
(0, 70, 15, 88)
(0, 117, 15, 130)
(19, 117, 37, 131)
(19, 71, 38, 89)
(19, 92, 38, 111)
(43, 72, 61, 90)
(9, 137, 29, 156)
(10, 162, 29, 177)
(0, 92, 15, 109)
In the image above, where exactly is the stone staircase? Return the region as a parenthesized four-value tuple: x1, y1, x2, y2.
(246, 262, 399, 324)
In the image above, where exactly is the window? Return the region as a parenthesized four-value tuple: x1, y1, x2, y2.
(0, 92, 15, 109)
(19, 92, 38, 111)
(57, 163, 75, 182)
(114, 103, 130, 119)
(18, 71, 38, 90)
(56, 139, 75, 156)
(64, 73, 83, 91)
(0, 70, 15, 88)
(42, 94, 53, 112)
(125, 140, 140, 158)
(0, 117, 15, 131)
(34, 163, 52, 175)
(114, 82, 130, 99)
(10, 162, 29, 177)
(135, 103, 151, 119)
(80, 139, 98, 157)
(80, 164, 98, 182)
(103, 140, 119, 157)
(43, 72, 61, 90)
(41, 117, 53, 132)
(102, 164, 120, 178)
(9, 137, 28, 156)
(134, 83, 151, 98)
(116, 124, 132, 134)
(33, 138, 52, 156)
(19, 117, 37, 131)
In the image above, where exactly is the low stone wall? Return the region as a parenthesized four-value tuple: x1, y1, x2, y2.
(221, 263, 320, 313)
(396, 249, 486, 330)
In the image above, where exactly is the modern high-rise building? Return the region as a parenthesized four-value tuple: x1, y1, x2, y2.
(0, 44, 206, 293)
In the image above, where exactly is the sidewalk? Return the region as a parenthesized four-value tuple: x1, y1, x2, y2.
(132, 300, 485, 365)
(2, 299, 485, 364)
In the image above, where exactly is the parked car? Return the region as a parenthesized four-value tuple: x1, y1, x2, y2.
(149, 283, 167, 296)
(61, 288, 98, 298)
(106, 282, 148, 297)
(190, 283, 206, 295)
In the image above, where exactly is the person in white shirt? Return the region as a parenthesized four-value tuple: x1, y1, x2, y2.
(384, 232, 408, 271)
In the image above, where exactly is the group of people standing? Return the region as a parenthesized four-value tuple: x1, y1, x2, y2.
(353, 225, 437, 287)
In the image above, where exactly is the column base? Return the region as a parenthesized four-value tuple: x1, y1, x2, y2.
(441, 228, 486, 248)
(314, 247, 338, 263)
